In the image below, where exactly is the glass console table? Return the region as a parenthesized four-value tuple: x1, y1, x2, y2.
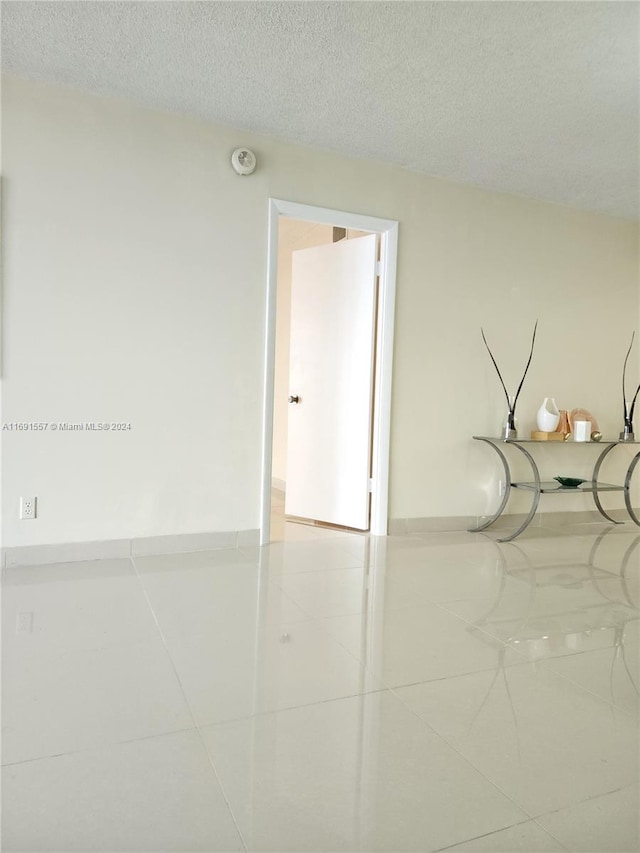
(470, 437, 640, 542)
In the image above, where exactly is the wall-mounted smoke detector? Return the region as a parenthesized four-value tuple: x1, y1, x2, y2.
(231, 148, 257, 176)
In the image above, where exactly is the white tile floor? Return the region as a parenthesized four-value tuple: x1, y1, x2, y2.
(2, 510, 639, 852)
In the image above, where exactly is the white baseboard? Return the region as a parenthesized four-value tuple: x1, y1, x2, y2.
(388, 516, 477, 534)
(389, 508, 634, 535)
(2, 528, 261, 569)
(4, 507, 635, 567)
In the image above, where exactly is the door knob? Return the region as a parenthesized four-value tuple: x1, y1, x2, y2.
(288, 395, 300, 404)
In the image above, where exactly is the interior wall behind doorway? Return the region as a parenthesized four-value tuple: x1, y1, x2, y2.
(272, 218, 370, 492)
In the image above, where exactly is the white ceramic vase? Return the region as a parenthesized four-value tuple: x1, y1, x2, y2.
(536, 397, 560, 432)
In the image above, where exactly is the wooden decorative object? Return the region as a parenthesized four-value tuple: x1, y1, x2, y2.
(531, 430, 565, 441)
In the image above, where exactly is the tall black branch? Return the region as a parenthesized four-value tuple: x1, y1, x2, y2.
(481, 320, 538, 416)
(622, 332, 640, 426)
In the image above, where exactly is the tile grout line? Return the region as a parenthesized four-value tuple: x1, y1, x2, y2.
(386, 684, 538, 824)
(430, 816, 564, 853)
(0, 726, 199, 769)
(524, 784, 640, 853)
(129, 555, 248, 853)
(528, 817, 572, 852)
(387, 664, 639, 844)
(533, 663, 640, 719)
(531, 782, 636, 819)
(184, 687, 391, 730)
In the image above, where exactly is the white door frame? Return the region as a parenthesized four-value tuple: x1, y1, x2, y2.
(260, 198, 398, 544)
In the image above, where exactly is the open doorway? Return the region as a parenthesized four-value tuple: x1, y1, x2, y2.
(260, 200, 398, 545)
(272, 221, 376, 540)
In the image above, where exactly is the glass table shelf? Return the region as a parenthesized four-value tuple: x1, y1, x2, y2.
(474, 436, 640, 445)
(512, 481, 623, 494)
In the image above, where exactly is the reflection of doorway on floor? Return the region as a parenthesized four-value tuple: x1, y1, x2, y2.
(271, 219, 375, 542)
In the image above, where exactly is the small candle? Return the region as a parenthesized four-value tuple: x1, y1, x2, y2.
(573, 420, 591, 442)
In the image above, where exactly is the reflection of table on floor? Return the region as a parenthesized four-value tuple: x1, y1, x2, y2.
(467, 532, 639, 715)
(470, 437, 640, 542)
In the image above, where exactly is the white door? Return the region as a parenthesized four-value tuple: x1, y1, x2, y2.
(285, 234, 378, 530)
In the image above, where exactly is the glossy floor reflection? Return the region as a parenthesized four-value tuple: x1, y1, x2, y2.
(2, 523, 639, 851)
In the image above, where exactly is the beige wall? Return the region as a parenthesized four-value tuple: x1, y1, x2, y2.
(2, 75, 638, 546)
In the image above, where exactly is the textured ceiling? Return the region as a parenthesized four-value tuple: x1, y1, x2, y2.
(2, 1, 638, 219)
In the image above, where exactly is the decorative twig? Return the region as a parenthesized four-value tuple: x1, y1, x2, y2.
(622, 333, 634, 424)
(481, 320, 538, 419)
(481, 328, 510, 407)
(629, 384, 640, 426)
(622, 333, 640, 426)
(513, 320, 538, 412)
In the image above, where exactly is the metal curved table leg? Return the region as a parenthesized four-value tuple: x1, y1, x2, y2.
(592, 443, 624, 524)
(468, 439, 512, 532)
(623, 451, 640, 526)
(497, 443, 541, 543)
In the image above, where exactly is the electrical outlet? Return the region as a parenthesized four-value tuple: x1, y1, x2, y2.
(20, 496, 37, 520)
(16, 612, 34, 634)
